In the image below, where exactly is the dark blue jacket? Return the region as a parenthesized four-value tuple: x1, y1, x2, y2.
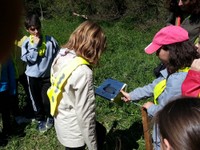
(0, 59, 16, 95)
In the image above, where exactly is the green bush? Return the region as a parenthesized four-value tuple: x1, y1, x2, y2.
(23, 0, 168, 23)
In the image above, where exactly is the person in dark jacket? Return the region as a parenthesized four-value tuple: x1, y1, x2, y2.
(0, 59, 16, 146)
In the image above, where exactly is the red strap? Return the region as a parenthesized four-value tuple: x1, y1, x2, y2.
(176, 16, 181, 26)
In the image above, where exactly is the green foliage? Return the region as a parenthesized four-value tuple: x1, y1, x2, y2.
(1, 18, 163, 149)
(23, 0, 39, 14)
(23, 0, 168, 23)
(41, 18, 83, 45)
(46, 0, 72, 19)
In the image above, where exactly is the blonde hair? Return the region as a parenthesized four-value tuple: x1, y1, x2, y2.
(63, 21, 106, 64)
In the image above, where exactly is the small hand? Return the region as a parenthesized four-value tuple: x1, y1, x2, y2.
(143, 102, 154, 109)
(191, 58, 200, 72)
(196, 43, 200, 54)
(120, 90, 131, 102)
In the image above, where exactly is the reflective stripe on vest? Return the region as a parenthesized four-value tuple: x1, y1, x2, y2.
(153, 67, 190, 105)
(47, 57, 89, 116)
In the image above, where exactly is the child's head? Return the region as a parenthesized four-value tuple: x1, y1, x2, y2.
(63, 21, 106, 65)
(166, 0, 200, 14)
(155, 97, 200, 150)
(177, 0, 191, 9)
(145, 25, 199, 73)
(24, 13, 41, 37)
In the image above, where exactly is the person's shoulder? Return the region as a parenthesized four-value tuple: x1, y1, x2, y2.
(75, 65, 92, 77)
(22, 36, 30, 46)
(45, 35, 57, 41)
(17, 35, 28, 47)
(45, 35, 59, 48)
(160, 68, 168, 78)
(69, 65, 93, 86)
(168, 71, 188, 82)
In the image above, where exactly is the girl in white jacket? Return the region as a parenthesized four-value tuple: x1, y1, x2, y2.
(49, 21, 106, 150)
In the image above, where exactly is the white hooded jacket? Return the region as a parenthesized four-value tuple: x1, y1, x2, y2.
(51, 48, 97, 150)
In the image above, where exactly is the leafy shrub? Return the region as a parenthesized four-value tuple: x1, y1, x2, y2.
(23, 0, 168, 23)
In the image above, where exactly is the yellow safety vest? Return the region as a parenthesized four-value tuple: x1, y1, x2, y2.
(30, 35, 46, 57)
(47, 57, 89, 116)
(153, 67, 190, 105)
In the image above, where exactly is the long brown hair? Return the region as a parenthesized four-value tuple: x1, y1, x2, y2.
(63, 21, 106, 65)
(155, 97, 200, 150)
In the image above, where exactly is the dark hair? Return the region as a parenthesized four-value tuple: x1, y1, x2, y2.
(166, 0, 200, 24)
(165, 0, 182, 16)
(24, 13, 41, 30)
(155, 97, 200, 150)
(162, 41, 199, 73)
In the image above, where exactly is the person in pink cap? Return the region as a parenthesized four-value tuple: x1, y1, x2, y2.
(153, 0, 200, 78)
(121, 25, 200, 149)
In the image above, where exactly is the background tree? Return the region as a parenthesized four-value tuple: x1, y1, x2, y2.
(23, 0, 167, 24)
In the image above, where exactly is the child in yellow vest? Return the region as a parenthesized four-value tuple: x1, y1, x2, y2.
(21, 13, 59, 133)
(121, 25, 200, 149)
(0, 59, 16, 145)
(50, 21, 106, 150)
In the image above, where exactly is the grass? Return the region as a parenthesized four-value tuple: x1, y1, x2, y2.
(1, 18, 164, 150)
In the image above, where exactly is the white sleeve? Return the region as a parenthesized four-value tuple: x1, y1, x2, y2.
(72, 66, 97, 150)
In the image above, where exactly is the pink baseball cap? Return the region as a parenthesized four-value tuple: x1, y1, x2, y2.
(145, 25, 189, 54)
